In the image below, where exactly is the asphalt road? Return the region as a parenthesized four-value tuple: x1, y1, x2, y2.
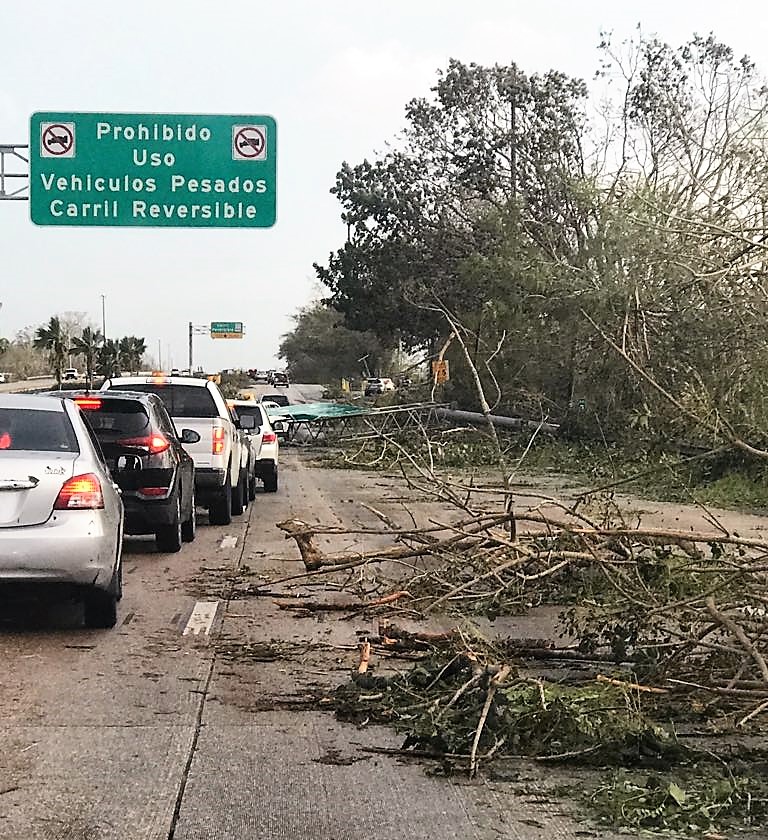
(0, 384, 612, 840)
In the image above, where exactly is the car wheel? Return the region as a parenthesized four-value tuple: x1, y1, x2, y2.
(112, 556, 123, 602)
(231, 468, 245, 516)
(209, 472, 232, 526)
(156, 494, 183, 553)
(264, 470, 279, 493)
(181, 487, 196, 543)
(84, 588, 118, 629)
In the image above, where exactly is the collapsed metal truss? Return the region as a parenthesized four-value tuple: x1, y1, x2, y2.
(286, 402, 450, 444)
(0, 144, 29, 200)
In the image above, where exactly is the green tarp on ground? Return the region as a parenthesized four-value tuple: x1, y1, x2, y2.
(264, 401, 369, 421)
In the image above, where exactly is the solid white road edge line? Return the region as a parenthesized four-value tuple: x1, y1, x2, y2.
(182, 601, 219, 636)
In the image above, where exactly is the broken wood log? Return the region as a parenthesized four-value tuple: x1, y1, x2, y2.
(276, 519, 326, 570)
(276, 514, 515, 573)
(596, 674, 668, 694)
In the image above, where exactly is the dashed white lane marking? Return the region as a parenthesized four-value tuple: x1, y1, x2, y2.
(219, 536, 238, 549)
(182, 601, 219, 636)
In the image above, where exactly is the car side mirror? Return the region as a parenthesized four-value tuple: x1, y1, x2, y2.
(117, 454, 142, 471)
(239, 414, 257, 430)
(180, 429, 201, 444)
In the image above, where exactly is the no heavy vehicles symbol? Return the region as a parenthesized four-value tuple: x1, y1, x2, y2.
(41, 122, 75, 158)
(232, 125, 267, 160)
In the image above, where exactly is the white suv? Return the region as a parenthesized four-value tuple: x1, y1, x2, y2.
(102, 375, 247, 525)
(228, 400, 280, 492)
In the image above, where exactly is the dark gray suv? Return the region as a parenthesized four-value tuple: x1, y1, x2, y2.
(52, 391, 199, 552)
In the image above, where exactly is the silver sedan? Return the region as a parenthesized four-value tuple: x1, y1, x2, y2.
(0, 394, 124, 628)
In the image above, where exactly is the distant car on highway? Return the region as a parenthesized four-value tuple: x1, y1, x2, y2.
(272, 372, 290, 387)
(260, 393, 290, 408)
(365, 377, 396, 396)
(364, 378, 385, 396)
(63, 368, 80, 381)
(52, 391, 199, 552)
(0, 393, 124, 628)
(228, 399, 280, 492)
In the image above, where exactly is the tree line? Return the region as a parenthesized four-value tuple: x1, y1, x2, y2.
(280, 31, 768, 454)
(0, 313, 146, 387)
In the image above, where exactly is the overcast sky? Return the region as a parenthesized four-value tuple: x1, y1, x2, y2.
(1, 1, 765, 371)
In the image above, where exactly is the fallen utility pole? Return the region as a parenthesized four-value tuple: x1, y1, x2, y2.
(435, 407, 559, 435)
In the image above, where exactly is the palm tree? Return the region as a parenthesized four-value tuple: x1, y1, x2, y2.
(129, 336, 147, 373)
(118, 336, 147, 374)
(96, 339, 120, 379)
(70, 327, 103, 388)
(118, 337, 133, 374)
(33, 317, 69, 387)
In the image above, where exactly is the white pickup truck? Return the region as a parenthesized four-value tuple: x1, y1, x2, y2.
(101, 375, 248, 525)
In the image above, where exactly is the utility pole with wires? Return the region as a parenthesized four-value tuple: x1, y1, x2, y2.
(358, 354, 372, 378)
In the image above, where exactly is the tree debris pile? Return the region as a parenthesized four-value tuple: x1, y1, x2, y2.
(335, 644, 768, 836)
(278, 501, 768, 701)
(337, 651, 679, 766)
(586, 768, 768, 836)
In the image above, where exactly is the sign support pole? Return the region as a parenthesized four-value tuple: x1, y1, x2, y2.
(187, 323, 209, 373)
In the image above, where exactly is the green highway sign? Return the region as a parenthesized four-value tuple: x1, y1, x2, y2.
(30, 112, 277, 228)
(210, 321, 244, 339)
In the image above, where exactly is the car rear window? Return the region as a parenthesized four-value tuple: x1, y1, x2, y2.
(80, 401, 150, 436)
(109, 384, 218, 418)
(262, 393, 290, 406)
(235, 405, 267, 425)
(0, 407, 79, 452)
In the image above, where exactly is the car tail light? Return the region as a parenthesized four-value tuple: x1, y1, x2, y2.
(137, 486, 170, 499)
(212, 426, 225, 454)
(54, 473, 104, 510)
(262, 431, 277, 444)
(117, 434, 170, 454)
(75, 397, 102, 410)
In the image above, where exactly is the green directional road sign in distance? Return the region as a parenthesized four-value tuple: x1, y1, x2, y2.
(30, 112, 276, 228)
(210, 321, 244, 339)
